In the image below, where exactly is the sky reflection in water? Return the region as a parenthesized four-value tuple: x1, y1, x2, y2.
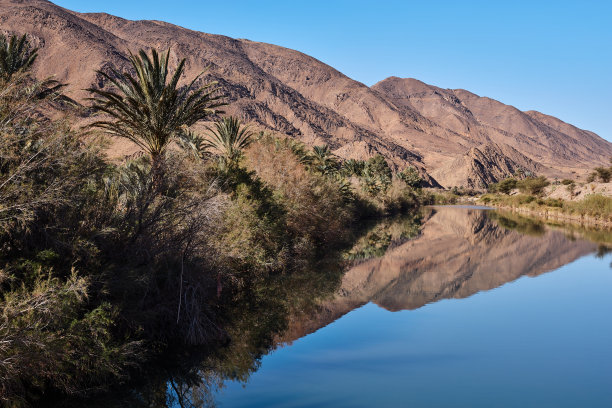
(215, 208, 612, 408)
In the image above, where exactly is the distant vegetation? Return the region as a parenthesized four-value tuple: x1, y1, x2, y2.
(482, 193, 612, 223)
(0, 34, 429, 404)
(586, 159, 612, 183)
(488, 176, 550, 196)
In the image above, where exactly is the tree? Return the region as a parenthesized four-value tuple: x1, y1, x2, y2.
(397, 166, 423, 189)
(517, 176, 550, 196)
(496, 178, 518, 194)
(0, 33, 38, 82)
(361, 155, 392, 195)
(341, 159, 366, 177)
(205, 116, 253, 170)
(87, 48, 225, 188)
(309, 145, 339, 175)
(594, 167, 611, 183)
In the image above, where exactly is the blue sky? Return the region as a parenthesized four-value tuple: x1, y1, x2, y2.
(53, 0, 612, 141)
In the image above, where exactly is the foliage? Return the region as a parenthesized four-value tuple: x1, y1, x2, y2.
(396, 166, 422, 189)
(0, 271, 143, 402)
(0, 41, 428, 405)
(246, 137, 354, 257)
(341, 159, 366, 177)
(516, 176, 550, 196)
(593, 167, 611, 183)
(204, 116, 253, 170)
(87, 48, 225, 183)
(177, 130, 208, 161)
(0, 34, 38, 82)
(309, 145, 340, 175)
(488, 177, 517, 194)
(361, 154, 392, 195)
(481, 192, 612, 223)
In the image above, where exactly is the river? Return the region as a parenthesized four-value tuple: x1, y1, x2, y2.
(77, 206, 612, 407)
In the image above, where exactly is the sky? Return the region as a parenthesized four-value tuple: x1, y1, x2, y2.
(53, 0, 612, 141)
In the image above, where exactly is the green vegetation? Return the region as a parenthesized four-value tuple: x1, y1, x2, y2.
(488, 176, 550, 196)
(87, 48, 225, 186)
(204, 116, 254, 170)
(585, 159, 612, 183)
(0, 33, 38, 80)
(0, 35, 429, 405)
(481, 193, 612, 223)
(488, 177, 517, 194)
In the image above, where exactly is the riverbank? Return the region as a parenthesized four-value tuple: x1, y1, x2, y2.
(479, 193, 612, 229)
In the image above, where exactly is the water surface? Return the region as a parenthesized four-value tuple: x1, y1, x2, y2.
(212, 206, 612, 407)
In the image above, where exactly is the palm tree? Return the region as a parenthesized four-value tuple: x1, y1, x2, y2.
(87, 48, 225, 187)
(177, 130, 208, 161)
(204, 116, 253, 169)
(310, 145, 339, 175)
(341, 159, 365, 177)
(0, 33, 38, 82)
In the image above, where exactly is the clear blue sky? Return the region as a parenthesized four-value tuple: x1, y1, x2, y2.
(53, 0, 612, 141)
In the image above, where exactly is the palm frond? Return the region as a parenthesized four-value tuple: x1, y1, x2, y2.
(87, 48, 226, 160)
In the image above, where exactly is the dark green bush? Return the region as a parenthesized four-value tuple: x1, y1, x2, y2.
(516, 176, 550, 196)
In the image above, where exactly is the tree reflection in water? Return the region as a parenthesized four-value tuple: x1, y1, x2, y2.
(51, 207, 612, 407)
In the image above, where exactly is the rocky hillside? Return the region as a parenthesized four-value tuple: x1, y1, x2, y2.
(431, 143, 541, 188)
(1, 0, 611, 187)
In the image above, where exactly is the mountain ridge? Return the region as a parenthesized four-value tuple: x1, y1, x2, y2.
(1, 0, 610, 187)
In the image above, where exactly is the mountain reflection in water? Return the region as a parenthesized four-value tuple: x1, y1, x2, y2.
(62, 206, 612, 408)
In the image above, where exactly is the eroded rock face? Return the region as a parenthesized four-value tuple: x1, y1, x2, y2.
(431, 143, 540, 189)
(279, 207, 596, 342)
(1, 0, 611, 185)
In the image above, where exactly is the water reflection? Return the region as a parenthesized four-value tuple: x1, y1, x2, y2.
(56, 206, 612, 407)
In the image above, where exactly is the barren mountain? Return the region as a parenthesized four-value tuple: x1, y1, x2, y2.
(1, 0, 611, 186)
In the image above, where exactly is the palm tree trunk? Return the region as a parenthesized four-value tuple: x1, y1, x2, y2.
(151, 151, 165, 192)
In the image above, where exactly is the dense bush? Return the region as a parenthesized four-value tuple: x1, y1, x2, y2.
(516, 176, 550, 195)
(488, 178, 518, 194)
(396, 166, 423, 189)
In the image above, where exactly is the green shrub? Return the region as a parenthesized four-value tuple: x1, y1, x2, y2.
(396, 166, 422, 189)
(567, 194, 612, 219)
(489, 178, 517, 194)
(594, 167, 612, 183)
(361, 154, 392, 195)
(516, 176, 550, 195)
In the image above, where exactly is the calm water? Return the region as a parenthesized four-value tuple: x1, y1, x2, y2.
(75, 206, 611, 408)
(211, 206, 612, 408)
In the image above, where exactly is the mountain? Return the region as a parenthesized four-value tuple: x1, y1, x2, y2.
(1, 0, 611, 187)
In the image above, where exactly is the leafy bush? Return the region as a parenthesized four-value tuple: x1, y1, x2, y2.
(516, 176, 550, 195)
(361, 154, 392, 195)
(490, 178, 518, 194)
(396, 166, 422, 189)
(594, 167, 611, 183)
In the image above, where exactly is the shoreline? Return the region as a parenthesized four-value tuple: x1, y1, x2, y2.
(487, 203, 612, 229)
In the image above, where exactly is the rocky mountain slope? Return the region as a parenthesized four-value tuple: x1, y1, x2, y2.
(1, 0, 611, 187)
(431, 143, 541, 189)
